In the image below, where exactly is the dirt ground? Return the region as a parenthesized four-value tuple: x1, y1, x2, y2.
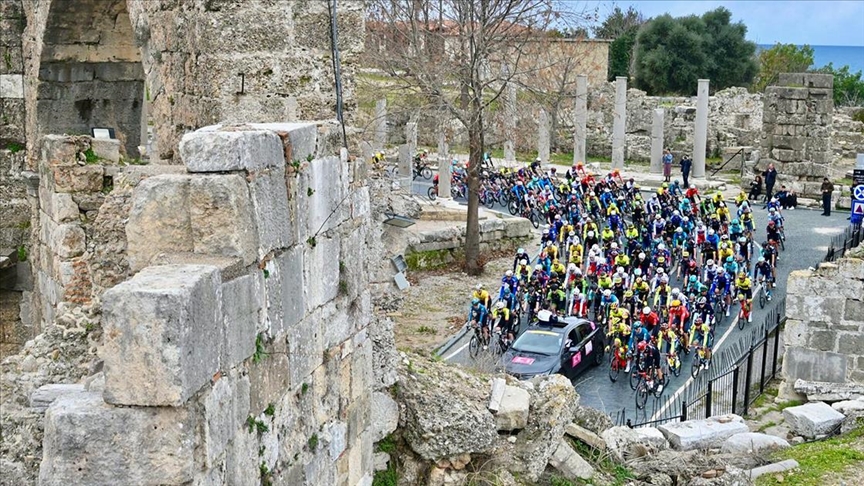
(391, 254, 517, 354)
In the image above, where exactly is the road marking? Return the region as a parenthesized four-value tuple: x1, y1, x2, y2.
(813, 227, 845, 235)
(649, 283, 761, 422)
(443, 340, 471, 361)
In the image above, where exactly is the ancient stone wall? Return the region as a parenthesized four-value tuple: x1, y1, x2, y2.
(781, 244, 864, 398)
(29, 122, 379, 486)
(19, 0, 364, 163)
(760, 73, 834, 179)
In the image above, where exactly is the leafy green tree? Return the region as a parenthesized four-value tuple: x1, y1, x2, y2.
(593, 6, 644, 80)
(753, 43, 814, 92)
(815, 63, 864, 107)
(633, 7, 757, 95)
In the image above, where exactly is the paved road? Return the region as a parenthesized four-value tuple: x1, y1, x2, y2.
(414, 176, 851, 417)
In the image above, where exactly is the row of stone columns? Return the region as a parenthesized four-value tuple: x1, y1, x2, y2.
(370, 77, 710, 179)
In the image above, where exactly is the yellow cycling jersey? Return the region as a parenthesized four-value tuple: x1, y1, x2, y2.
(607, 206, 619, 216)
(491, 307, 510, 320)
(719, 247, 734, 260)
(551, 263, 566, 275)
(625, 228, 639, 239)
(601, 229, 615, 240)
(736, 278, 752, 290)
(657, 329, 678, 350)
(547, 246, 559, 259)
(598, 277, 613, 289)
(631, 282, 649, 295)
(472, 290, 490, 302)
(690, 323, 712, 347)
(615, 255, 630, 267)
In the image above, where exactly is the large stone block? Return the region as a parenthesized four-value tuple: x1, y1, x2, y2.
(53, 224, 85, 258)
(189, 174, 258, 265)
(601, 426, 668, 462)
(127, 175, 193, 271)
(783, 347, 847, 385)
(370, 391, 399, 443)
(657, 414, 748, 451)
(287, 312, 323, 387)
(180, 129, 285, 173)
(274, 245, 305, 334)
(30, 384, 86, 412)
(51, 165, 104, 193)
(721, 432, 789, 454)
(90, 138, 120, 163)
(101, 264, 222, 406)
(0, 73, 24, 98)
(783, 402, 845, 438)
(296, 155, 347, 240)
(221, 272, 262, 367)
(248, 166, 293, 257)
(202, 373, 250, 467)
(548, 438, 594, 481)
(495, 385, 530, 431)
(304, 235, 340, 312)
(39, 392, 196, 485)
(794, 379, 864, 401)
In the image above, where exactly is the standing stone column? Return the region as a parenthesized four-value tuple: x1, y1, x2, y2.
(611, 76, 627, 169)
(403, 122, 418, 190)
(573, 74, 588, 164)
(406, 121, 418, 156)
(374, 99, 387, 150)
(504, 80, 517, 164)
(398, 144, 412, 191)
(538, 108, 550, 164)
(437, 130, 451, 199)
(650, 109, 664, 174)
(693, 79, 710, 178)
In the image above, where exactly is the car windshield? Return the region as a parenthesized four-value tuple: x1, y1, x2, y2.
(511, 330, 562, 355)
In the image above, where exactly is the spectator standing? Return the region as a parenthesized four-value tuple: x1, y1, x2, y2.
(749, 175, 763, 200)
(820, 177, 834, 216)
(680, 154, 692, 188)
(762, 163, 777, 202)
(662, 149, 673, 183)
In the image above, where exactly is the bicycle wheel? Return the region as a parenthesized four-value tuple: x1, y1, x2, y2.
(737, 310, 746, 329)
(672, 357, 681, 377)
(508, 201, 519, 216)
(691, 357, 701, 378)
(529, 211, 540, 229)
(427, 186, 437, 201)
(469, 335, 480, 359)
(421, 167, 432, 180)
(510, 318, 521, 336)
(780, 236, 785, 252)
(758, 288, 766, 309)
(636, 383, 649, 410)
(608, 357, 619, 383)
(484, 192, 495, 209)
(629, 367, 641, 390)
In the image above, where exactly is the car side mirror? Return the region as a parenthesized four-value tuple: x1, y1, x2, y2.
(569, 346, 579, 352)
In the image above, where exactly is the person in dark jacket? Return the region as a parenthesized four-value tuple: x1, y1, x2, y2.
(749, 175, 763, 200)
(821, 177, 834, 216)
(680, 154, 692, 188)
(762, 164, 777, 203)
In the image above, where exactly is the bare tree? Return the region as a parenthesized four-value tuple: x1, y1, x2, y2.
(368, 0, 582, 275)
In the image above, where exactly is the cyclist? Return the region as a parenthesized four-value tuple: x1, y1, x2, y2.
(638, 340, 664, 392)
(738, 292, 753, 323)
(500, 270, 519, 300)
(627, 321, 651, 372)
(692, 296, 716, 329)
(690, 316, 713, 369)
(711, 267, 733, 317)
(735, 271, 753, 301)
(640, 305, 661, 338)
(472, 284, 492, 309)
(753, 256, 774, 300)
(546, 282, 568, 315)
(515, 259, 531, 281)
(491, 301, 514, 346)
(668, 299, 690, 332)
(512, 247, 531, 272)
(723, 255, 739, 278)
(467, 298, 490, 348)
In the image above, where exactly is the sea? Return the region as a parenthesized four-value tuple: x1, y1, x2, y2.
(757, 44, 864, 74)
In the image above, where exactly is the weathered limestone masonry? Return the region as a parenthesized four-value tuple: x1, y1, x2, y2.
(20, 0, 364, 162)
(0, 0, 31, 358)
(35, 123, 378, 486)
(781, 243, 864, 398)
(759, 73, 835, 191)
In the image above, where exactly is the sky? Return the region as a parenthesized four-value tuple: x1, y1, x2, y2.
(581, 0, 864, 46)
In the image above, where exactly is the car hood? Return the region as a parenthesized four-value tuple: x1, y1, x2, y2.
(501, 351, 558, 378)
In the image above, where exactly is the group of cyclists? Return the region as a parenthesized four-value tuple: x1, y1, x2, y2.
(464, 157, 788, 402)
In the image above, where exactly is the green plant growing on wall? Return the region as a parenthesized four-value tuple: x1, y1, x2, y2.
(264, 403, 275, 417)
(17, 245, 27, 262)
(252, 334, 268, 363)
(5, 142, 23, 153)
(307, 433, 319, 450)
(83, 149, 99, 164)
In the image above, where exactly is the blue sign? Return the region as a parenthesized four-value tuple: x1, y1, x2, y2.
(852, 200, 864, 225)
(854, 185, 864, 202)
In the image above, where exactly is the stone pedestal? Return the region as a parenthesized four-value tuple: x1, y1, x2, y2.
(611, 76, 627, 169)
(374, 99, 387, 150)
(693, 79, 710, 178)
(573, 75, 588, 165)
(538, 109, 550, 164)
(650, 109, 664, 174)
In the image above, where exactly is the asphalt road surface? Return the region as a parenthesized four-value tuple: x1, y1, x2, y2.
(418, 177, 851, 420)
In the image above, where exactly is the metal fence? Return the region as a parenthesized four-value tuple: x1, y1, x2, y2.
(615, 299, 786, 428)
(825, 223, 864, 262)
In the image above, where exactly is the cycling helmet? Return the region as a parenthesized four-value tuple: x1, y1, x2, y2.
(721, 234, 729, 240)
(639, 252, 646, 259)
(476, 283, 484, 290)
(738, 236, 747, 243)
(633, 269, 642, 277)
(520, 259, 528, 265)
(637, 341, 648, 352)
(610, 242, 619, 249)
(661, 275, 669, 283)
(707, 259, 715, 266)
(643, 306, 651, 315)
(768, 220, 776, 227)
(569, 231, 575, 237)
(684, 216, 690, 222)
(588, 231, 595, 237)
(614, 338, 622, 348)
(624, 290, 634, 298)
(671, 300, 681, 307)
(732, 219, 740, 225)
(658, 243, 666, 250)
(546, 241, 554, 247)
(472, 298, 480, 305)
(758, 256, 765, 263)
(672, 287, 680, 295)
(673, 210, 680, 216)
(552, 259, 560, 265)
(708, 229, 715, 235)
(555, 215, 561, 220)
(726, 256, 734, 263)
(534, 265, 543, 271)
(496, 301, 505, 309)
(657, 268, 665, 275)
(769, 207, 776, 213)
(517, 247, 525, 254)
(603, 289, 612, 297)
(676, 227, 684, 233)
(698, 297, 707, 305)
(718, 267, 726, 273)
(505, 270, 513, 277)
(613, 276, 622, 284)
(689, 275, 697, 283)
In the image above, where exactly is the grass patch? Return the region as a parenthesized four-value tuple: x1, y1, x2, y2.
(83, 148, 100, 164)
(776, 399, 804, 411)
(372, 464, 398, 486)
(756, 420, 778, 433)
(756, 424, 864, 486)
(568, 438, 635, 486)
(416, 325, 437, 335)
(4, 142, 24, 153)
(375, 434, 397, 454)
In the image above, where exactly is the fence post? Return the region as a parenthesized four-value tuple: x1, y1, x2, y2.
(732, 366, 740, 415)
(760, 328, 769, 394)
(681, 398, 688, 422)
(706, 380, 713, 418)
(743, 345, 754, 416)
(772, 310, 782, 379)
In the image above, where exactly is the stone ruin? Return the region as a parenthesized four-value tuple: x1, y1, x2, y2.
(8, 123, 387, 486)
(759, 73, 835, 193)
